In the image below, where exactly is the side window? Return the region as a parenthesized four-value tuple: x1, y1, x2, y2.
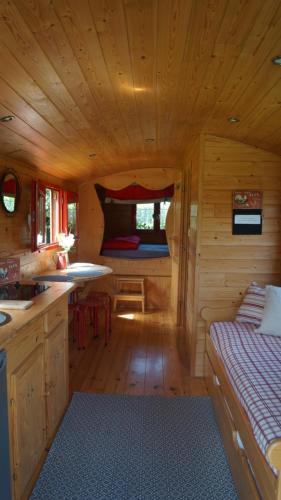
(32, 182, 79, 252)
(33, 183, 60, 249)
(45, 187, 60, 244)
(66, 192, 78, 237)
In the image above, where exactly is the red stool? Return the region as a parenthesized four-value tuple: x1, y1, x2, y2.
(69, 286, 84, 306)
(79, 291, 112, 346)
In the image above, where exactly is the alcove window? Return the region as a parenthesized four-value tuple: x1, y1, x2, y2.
(136, 203, 154, 230)
(135, 201, 171, 231)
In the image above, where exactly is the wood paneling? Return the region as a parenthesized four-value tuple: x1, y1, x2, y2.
(0, 1, 281, 180)
(184, 135, 281, 376)
(0, 156, 75, 278)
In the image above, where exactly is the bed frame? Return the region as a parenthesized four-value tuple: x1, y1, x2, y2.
(201, 307, 281, 500)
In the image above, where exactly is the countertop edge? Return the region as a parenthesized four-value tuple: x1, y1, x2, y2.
(0, 281, 75, 347)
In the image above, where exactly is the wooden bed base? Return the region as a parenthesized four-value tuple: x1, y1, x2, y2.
(201, 307, 281, 500)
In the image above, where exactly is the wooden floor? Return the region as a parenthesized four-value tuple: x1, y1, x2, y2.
(69, 310, 207, 397)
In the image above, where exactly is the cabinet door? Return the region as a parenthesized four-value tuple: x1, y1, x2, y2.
(45, 320, 69, 440)
(10, 344, 46, 500)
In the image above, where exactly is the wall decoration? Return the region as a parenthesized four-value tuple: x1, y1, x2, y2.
(233, 191, 263, 209)
(232, 191, 263, 235)
(0, 170, 20, 215)
(0, 258, 20, 283)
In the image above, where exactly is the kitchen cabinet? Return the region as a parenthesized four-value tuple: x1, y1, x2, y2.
(2, 295, 70, 500)
(45, 320, 68, 440)
(10, 344, 46, 499)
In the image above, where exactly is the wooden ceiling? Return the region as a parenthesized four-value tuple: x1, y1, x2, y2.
(0, 0, 281, 182)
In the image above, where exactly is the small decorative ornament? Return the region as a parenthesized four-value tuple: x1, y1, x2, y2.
(57, 233, 75, 269)
(58, 232, 75, 252)
(0, 258, 20, 283)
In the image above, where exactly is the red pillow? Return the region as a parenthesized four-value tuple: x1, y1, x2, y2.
(102, 235, 140, 250)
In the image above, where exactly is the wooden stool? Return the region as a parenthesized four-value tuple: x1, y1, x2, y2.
(113, 277, 145, 313)
(68, 286, 85, 347)
(79, 291, 112, 346)
(69, 302, 88, 350)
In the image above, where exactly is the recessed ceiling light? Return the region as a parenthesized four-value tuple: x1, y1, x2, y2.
(89, 152, 97, 158)
(272, 55, 281, 66)
(0, 115, 15, 123)
(145, 138, 155, 143)
(228, 116, 240, 123)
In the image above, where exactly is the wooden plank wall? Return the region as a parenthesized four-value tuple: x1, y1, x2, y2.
(184, 135, 281, 376)
(0, 156, 75, 278)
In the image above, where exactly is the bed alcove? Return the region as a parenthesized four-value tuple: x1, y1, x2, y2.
(78, 168, 182, 321)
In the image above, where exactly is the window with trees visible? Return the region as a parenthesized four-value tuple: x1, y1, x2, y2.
(31, 182, 78, 251)
(66, 192, 78, 237)
(135, 201, 170, 231)
(36, 184, 60, 248)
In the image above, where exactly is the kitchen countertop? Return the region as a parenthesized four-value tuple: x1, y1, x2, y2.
(0, 281, 75, 347)
(32, 263, 113, 282)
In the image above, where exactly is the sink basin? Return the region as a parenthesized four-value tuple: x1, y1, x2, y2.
(0, 311, 12, 327)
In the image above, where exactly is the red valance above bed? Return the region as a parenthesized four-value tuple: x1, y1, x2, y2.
(105, 184, 174, 202)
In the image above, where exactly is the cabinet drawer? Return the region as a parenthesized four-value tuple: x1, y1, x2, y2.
(6, 317, 44, 373)
(205, 354, 259, 500)
(44, 298, 68, 333)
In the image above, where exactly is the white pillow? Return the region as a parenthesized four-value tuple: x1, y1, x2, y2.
(255, 285, 281, 337)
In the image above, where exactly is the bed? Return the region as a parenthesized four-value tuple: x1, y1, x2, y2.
(202, 307, 281, 500)
(101, 243, 170, 259)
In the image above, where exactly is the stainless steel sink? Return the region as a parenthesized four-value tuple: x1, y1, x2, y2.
(0, 311, 11, 327)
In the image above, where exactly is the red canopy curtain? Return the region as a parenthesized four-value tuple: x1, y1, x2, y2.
(105, 184, 174, 202)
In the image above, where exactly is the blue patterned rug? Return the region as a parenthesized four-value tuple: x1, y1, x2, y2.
(31, 394, 237, 500)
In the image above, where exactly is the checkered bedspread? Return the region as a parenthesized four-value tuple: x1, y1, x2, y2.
(210, 321, 281, 469)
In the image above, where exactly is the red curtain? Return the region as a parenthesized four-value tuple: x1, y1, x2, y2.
(105, 184, 174, 201)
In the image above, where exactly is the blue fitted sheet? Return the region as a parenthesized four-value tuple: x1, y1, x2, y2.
(101, 244, 170, 259)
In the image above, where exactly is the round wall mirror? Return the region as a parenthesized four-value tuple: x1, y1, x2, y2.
(0, 170, 20, 215)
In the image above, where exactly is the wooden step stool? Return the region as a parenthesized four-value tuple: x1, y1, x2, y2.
(113, 277, 145, 313)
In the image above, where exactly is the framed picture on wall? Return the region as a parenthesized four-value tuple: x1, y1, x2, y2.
(233, 191, 263, 210)
(232, 191, 263, 235)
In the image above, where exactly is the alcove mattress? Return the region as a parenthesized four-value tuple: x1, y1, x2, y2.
(101, 243, 170, 259)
